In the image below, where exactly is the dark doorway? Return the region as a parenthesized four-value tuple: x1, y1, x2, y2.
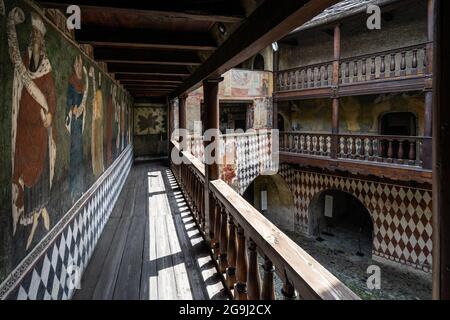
(277, 113, 285, 131)
(309, 190, 373, 257)
(380, 112, 417, 136)
(253, 54, 265, 71)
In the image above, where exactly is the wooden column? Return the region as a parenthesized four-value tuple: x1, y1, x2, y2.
(203, 78, 223, 241)
(331, 24, 341, 159)
(273, 48, 279, 130)
(423, 0, 435, 170)
(433, 0, 450, 300)
(179, 94, 188, 131)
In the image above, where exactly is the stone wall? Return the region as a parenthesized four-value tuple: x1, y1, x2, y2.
(278, 92, 425, 135)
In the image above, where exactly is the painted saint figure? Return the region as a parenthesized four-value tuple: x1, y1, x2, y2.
(105, 85, 116, 166)
(90, 67, 104, 177)
(65, 55, 88, 203)
(7, 9, 57, 248)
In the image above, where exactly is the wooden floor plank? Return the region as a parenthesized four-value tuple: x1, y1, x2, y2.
(73, 161, 226, 300)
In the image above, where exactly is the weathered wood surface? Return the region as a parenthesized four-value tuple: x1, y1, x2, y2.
(73, 162, 227, 300)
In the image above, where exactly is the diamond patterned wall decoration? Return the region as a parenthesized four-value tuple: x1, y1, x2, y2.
(0, 147, 133, 300)
(279, 163, 433, 272)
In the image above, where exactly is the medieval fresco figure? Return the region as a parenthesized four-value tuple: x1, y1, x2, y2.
(105, 85, 115, 166)
(65, 55, 88, 203)
(89, 67, 104, 177)
(7, 8, 57, 249)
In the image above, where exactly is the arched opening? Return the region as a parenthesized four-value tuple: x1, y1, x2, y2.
(308, 190, 373, 257)
(252, 54, 265, 71)
(380, 112, 417, 136)
(243, 174, 295, 232)
(277, 113, 285, 131)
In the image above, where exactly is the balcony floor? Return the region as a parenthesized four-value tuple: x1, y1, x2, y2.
(73, 161, 228, 300)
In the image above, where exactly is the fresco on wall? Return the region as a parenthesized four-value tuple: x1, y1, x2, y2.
(90, 68, 104, 177)
(7, 8, 57, 248)
(65, 54, 88, 202)
(134, 107, 166, 135)
(0, 1, 133, 283)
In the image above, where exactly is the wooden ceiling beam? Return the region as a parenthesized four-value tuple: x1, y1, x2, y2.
(94, 48, 201, 66)
(108, 63, 191, 77)
(114, 74, 184, 83)
(75, 27, 217, 51)
(171, 0, 340, 98)
(38, 1, 245, 23)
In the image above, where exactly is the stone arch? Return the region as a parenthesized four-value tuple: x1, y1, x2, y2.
(243, 173, 296, 232)
(308, 189, 374, 257)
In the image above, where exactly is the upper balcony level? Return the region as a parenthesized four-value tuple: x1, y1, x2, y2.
(275, 42, 431, 100)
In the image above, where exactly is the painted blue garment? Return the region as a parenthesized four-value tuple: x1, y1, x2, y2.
(65, 75, 85, 203)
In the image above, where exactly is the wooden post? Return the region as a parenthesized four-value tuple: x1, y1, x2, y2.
(273, 48, 279, 129)
(423, 0, 435, 170)
(235, 226, 248, 300)
(179, 94, 187, 131)
(203, 78, 223, 242)
(331, 24, 341, 159)
(246, 239, 261, 300)
(433, 0, 450, 300)
(227, 215, 237, 290)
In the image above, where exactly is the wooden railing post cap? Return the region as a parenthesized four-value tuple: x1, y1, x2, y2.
(203, 77, 224, 84)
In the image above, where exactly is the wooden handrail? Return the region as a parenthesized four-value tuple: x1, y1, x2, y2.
(171, 141, 359, 300)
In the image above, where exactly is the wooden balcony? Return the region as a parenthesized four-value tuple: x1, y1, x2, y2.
(279, 131, 432, 184)
(274, 42, 431, 100)
(171, 141, 360, 300)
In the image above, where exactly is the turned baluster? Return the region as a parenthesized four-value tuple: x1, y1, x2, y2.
(423, 47, 427, 74)
(378, 139, 385, 161)
(400, 52, 407, 76)
(234, 226, 247, 300)
(380, 55, 386, 79)
(200, 184, 205, 231)
(261, 257, 275, 300)
(247, 239, 261, 300)
(227, 214, 237, 290)
(387, 139, 394, 161)
(295, 71, 299, 89)
(310, 68, 314, 87)
(219, 206, 228, 273)
(370, 57, 376, 80)
(345, 62, 350, 83)
(368, 138, 374, 160)
(192, 175, 198, 217)
(359, 138, 365, 158)
(362, 59, 367, 81)
(317, 66, 322, 86)
(390, 53, 396, 77)
(304, 70, 308, 88)
(213, 201, 221, 260)
(309, 136, 314, 153)
(343, 137, 349, 157)
(317, 136, 321, 154)
(398, 140, 405, 161)
(324, 65, 329, 85)
(412, 50, 418, 75)
(351, 138, 356, 158)
(353, 60, 358, 82)
(409, 141, 416, 163)
(281, 275, 297, 300)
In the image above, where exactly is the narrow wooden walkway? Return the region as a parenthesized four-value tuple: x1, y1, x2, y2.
(73, 161, 228, 300)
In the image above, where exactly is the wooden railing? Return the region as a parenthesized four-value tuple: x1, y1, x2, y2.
(276, 61, 333, 91)
(171, 141, 359, 300)
(280, 131, 427, 168)
(338, 134, 426, 166)
(339, 43, 428, 85)
(280, 131, 331, 156)
(275, 43, 429, 92)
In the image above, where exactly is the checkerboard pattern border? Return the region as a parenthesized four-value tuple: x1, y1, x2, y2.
(279, 163, 433, 272)
(0, 146, 133, 300)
